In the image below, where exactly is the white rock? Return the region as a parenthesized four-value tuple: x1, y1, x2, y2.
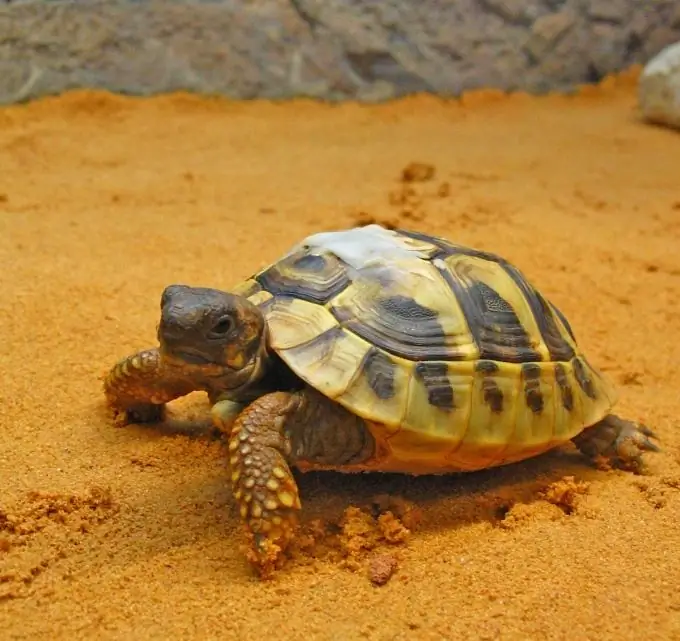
(639, 41, 680, 130)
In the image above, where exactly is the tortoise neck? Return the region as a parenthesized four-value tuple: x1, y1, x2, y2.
(206, 335, 305, 404)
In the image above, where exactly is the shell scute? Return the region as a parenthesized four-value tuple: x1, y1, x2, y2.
(278, 327, 369, 402)
(255, 246, 351, 305)
(265, 296, 337, 351)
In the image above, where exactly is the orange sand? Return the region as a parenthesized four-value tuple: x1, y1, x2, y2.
(2, 69, 680, 640)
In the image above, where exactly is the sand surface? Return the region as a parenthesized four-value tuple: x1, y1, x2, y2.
(2, 69, 680, 640)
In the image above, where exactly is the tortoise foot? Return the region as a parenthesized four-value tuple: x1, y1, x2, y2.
(572, 414, 660, 471)
(103, 348, 194, 427)
(235, 471, 301, 577)
(242, 511, 299, 578)
(110, 402, 166, 427)
(227, 392, 303, 576)
(233, 456, 301, 575)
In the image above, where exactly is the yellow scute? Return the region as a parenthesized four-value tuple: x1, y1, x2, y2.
(266, 297, 338, 350)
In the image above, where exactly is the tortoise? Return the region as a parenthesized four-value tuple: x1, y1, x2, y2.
(104, 223, 658, 572)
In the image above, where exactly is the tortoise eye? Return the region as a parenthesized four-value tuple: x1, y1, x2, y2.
(209, 316, 235, 338)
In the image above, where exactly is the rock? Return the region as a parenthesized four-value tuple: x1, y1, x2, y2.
(642, 26, 680, 61)
(525, 12, 576, 62)
(639, 41, 680, 130)
(478, 0, 541, 25)
(587, 0, 630, 23)
(0, 0, 679, 103)
(588, 23, 629, 77)
(368, 553, 398, 586)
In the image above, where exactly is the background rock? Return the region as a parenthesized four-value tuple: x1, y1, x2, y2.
(0, 0, 679, 104)
(639, 41, 680, 130)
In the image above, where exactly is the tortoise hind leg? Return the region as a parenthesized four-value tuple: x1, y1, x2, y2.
(571, 414, 660, 471)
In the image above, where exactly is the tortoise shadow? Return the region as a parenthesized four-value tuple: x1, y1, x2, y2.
(292, 448, 616, 534)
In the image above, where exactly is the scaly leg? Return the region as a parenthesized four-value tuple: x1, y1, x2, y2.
(104, 348, 197, 426)
(572, 414, 660, 471)
(214, 387, 375, 575)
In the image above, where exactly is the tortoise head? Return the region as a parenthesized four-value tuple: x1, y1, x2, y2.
(157, 284, 268, 395)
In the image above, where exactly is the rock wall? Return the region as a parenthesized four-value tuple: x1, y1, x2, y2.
(1, 0, 679, 104)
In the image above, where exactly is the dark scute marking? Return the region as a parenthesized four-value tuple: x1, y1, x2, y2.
(501, 264, 576, 362)
(477, 282, 514, 313)
(397, 229, 507, 263)
(521, 364, 544, 414)
(551, 303, 577, 341)
(438, 261, 542, 363)
(554, 363, 574, 411)
(467, 279, 543, 362)
(475, 359, 499, 374)
(292, 253, 327, 271)
(414, 362, 455, 409)
(361, 348, 397, 400)
(331, 296, 457, 361)
(482, 379, 504, 413)
(379, 295, 439, 321)
(572, 357, 597, 400)
(521, 363, 542, 380)
(256, 249, 351, 305)
(525, 385, 544, 414)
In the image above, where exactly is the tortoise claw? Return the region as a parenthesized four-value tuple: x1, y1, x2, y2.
(614, 421, 661, 458)
(572, 415, 661, 471)
(243, 527, 295, 578)
(635, 424, 660, 446)
(115, 403, 166, 426)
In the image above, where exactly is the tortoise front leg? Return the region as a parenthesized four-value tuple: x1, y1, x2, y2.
(219, 387, 374, 575)
(219, 391, 302, 574)
(104, 348, 196, 426)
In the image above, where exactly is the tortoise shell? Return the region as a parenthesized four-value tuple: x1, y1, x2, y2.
(231, 224, 617, 472)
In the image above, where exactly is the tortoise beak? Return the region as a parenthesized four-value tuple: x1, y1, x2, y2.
(161, 347, 213, 365)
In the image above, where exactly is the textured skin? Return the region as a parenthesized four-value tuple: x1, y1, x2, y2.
(217, 392, 302, 568)
(104, 348, 196, 426)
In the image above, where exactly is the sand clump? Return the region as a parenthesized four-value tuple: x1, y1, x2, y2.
(273, 494, 421, 584)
